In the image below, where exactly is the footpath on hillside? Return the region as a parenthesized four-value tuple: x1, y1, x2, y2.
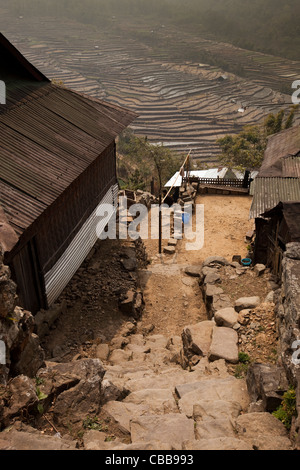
(0, 194, 293, 451)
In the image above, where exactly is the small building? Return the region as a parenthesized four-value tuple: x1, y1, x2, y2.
(0, 33, 137, 313)
(250, 125, 300, 271)
(255, 202, 300, 275)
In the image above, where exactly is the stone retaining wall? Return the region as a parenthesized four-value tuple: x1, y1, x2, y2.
(275, 243, 300, 382)
(274, 242, 300, 447)
(0, 244, 45, 384)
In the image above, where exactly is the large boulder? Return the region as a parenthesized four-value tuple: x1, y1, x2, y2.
(214, 308, 238, 328)
(182, 437, 253, 451)
(130, 414, 195, 450)
(234, 297, 261, 312)
(182, 321, 215, 359)
(0, 424, 77, 450)
(178, 377, 249, 417)
(208, 326, 239, 364)
(246, 363, 289, 412)
(37, 359, 106, 432)
(2, 375, 38, 426)
(123, 388, 178, 414)
(235, 412, 292, 450)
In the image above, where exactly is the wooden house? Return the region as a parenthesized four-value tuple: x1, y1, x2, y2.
(257, 202, 300, 276)
(0, 33, 137, 313)
(250, 125, 300, 272)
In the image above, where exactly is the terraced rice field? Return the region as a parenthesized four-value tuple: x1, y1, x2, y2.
(1, 12, 300, 165)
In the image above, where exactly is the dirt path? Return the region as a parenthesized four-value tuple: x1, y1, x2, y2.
(137, 194, 254, 336)
(42, 194, 254, 357)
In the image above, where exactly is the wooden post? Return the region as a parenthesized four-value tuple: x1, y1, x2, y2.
(159, 193, 162, 254)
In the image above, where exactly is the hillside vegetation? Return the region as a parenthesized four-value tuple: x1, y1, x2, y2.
(4, 0, 300, 61)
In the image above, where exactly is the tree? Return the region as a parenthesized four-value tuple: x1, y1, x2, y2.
(217, 108, 298, 171)
(117, 129, 182, 192)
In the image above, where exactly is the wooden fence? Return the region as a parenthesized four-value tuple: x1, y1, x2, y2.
(184, 177, 246, 188)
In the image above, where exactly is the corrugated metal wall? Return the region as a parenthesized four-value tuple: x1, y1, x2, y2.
(44, 183, 118, 306)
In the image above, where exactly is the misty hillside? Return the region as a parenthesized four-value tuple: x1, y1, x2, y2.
(3, 0, 300, 61)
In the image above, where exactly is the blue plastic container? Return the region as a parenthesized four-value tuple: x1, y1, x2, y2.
(182, 213, 191, 224)
(241, 258, 252, 266)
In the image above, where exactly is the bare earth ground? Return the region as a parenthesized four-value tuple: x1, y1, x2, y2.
(137, 194, 255, 336)
(43, 194, 275, 365)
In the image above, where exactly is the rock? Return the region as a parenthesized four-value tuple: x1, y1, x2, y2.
(82, 430, 112, 450)
(100, 379, 129, 404)
(12, 333, 45, 378)
(214, 308, 238, 328)
(144, 334, 169, 350)
(95, 343, 110, 361)
(245, 230, 255, 242)
(265, 291, 275, 303)
(110, 336, 129, 350)
(182, 438, 253, 451)
(246, 363, 289, 412)
(130, 414, 195, 450)
(118, 322, 137, 337)
(250, 435, 293, 451)
(175, 381, 206, 399)
(193, 400, 242, 422)
(163, 246, 176, 255)
(119, 290, 144, 319)
(203, 256, 229, 267)
(45, 359, 105, 432)
(121, 257, 137, 272)
(184, 266, 202, 277)
(0, 426, 77, 450)
(208, 326, 239, 364)
(119, 290, 136, 315)
(235, 412, 291, 450)
(254, 264, 266, 276)
(2, 375, 38, 425)
(102, 401, 150, 433)
(182, 321, 215, 358)
(178, 377, 249, 417)
(109, 349, 132, 364)
(35, 302, 67, 339)
(123, 388, 177, 414)
(204, 272, 221, 285)
(208, 293, 232, 319)
(0, 275, 17, 319)
(237, 309, 251, 325)
(168, 239, 177, 247)
(111, 441, 173, 450)
(234, 296, 261, 312)
(195, 417, 236, 440)
(141, 324, 155, 335)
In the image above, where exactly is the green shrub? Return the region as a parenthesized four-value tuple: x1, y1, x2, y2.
(273, 388, 297, 430)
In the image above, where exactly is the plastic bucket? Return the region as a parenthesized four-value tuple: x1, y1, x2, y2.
(241, 258, 252, 266)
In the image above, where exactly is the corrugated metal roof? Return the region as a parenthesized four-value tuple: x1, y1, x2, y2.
(0, 32, 49, 83)
(259, 125, 300, 177)
(249, 177, 300, 219)
(282, 156, 300, 178)
(0, 82, 137, 236)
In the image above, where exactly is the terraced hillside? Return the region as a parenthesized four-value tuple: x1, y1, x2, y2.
(1, 11, 300, 165)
